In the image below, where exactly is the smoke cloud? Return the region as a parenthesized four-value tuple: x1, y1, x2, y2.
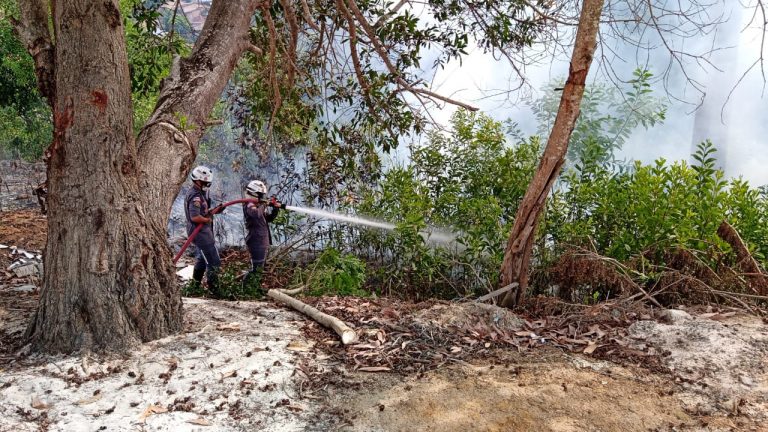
(425, 2, 768, 185)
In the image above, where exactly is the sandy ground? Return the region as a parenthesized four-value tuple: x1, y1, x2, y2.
(2, 206, 768, 431)
(330, 355, 690, 432)
(0, 299, 337, 432)
(628, 311, 768, 422)
(325, 311, 768, 432)
(2, 300, 768, 432)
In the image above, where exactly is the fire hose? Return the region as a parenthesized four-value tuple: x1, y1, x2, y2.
(172, 197, 280, 264)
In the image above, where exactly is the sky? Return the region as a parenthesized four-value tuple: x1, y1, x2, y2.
(418, 2, 768, 185)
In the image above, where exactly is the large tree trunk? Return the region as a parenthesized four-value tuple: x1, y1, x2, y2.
(16, 0, 260, 353)
(499, 0, 604, 308)
(23, 0, 182, 352)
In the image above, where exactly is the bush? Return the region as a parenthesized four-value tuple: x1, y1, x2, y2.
(295, 248, 367, 297)
(180, 261, 263, 300)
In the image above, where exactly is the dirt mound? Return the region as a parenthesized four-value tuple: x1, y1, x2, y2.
(628, 312, 768, 420)
(413, 301, 525, 330)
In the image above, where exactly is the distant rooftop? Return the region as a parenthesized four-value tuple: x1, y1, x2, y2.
(162, 0, 211, 32)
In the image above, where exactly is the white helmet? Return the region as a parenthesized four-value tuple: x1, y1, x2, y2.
(245, 180, 267, 197)
(190, 166, 213, 183)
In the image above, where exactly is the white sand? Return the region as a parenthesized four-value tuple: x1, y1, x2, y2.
(0, 298, 331, 431)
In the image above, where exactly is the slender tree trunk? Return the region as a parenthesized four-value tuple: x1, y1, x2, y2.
(499, 0, 604, 308)
(137, 0, 261, 214)
(16, 0, 260, 353)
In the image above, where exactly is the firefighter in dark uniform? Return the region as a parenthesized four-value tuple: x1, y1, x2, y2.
(185, 166, 224, 297)
(242, 180, 283, 290)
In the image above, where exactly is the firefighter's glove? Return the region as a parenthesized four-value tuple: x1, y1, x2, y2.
(269, 196, 284, 209)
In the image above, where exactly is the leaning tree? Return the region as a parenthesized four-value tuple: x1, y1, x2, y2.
(499, 0, 768, 307)
(11, 0, 553, 353)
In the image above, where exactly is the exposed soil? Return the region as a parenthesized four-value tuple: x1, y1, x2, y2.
(330, 355, 691, 432)
(0, 210, 47, 251)
(0, 210, 46, 361)
(2, 207, 768, 431)
(324, 313, 768, 432)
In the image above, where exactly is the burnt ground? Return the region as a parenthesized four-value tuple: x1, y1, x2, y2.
(0, 160, 46, 213)
(1, 207, 768, 430)
(0, 209, 45, 362)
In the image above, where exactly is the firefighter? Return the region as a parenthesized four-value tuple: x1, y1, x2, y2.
(185, 166, 224, 298)
(242, 179, 284, 291)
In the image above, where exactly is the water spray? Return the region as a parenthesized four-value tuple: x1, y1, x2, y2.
(173, 199, 460, 264)
(285, 205, 459, 245)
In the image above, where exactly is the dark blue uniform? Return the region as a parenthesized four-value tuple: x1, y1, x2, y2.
(243, 201, 278, 282)
(185, 186, 221, 293)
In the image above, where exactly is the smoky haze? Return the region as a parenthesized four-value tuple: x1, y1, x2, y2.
(425, 1, 768, 185)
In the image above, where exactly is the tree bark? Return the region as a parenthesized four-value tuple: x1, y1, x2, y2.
(21, 0, 182, 352)
(18, 0, 261, 353)
(137, 0, 261, 214)
(499, 0, 604, 308)
(10, 0, 55, 106)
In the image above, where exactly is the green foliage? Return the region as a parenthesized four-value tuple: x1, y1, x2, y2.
(181, 262, 264, 300)
(296, 248, 368, 297)
(0, 104, 51, 160)
(121, 0, 191, 133)
(0, 0, 191, 159)
(532, 68, 666, 169)
(0, 0, 51, 160)
(344, 72, 768, 302)
(217, 262, 264, 299)
(354, 110, 541, 297)
(181, 279, 207, 297)
(233, 0, 548, 154)
(545, 141, 765, 268)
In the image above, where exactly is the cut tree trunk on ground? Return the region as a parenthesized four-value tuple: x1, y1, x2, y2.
(717, 220, 768, 296)
(267, 289, 358, 344)
(278, 286, 306, 295)
(499, 0, 605, 308)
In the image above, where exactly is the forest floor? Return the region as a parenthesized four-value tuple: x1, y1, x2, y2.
(1, 206, 768, 431)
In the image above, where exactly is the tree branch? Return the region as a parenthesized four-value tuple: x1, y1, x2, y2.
(137, 0, 263, 214)
(261, 3, 282, 138)
(373, 0, 410, 29)
(166, 0, 182, 56)
(300, 0, 321, 32)
(11, 0, 55, 106)
(343, 0, 478, 111)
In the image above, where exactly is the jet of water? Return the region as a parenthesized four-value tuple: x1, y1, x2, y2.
(284, 205, 460, 245)
(284, 206, 396, 231)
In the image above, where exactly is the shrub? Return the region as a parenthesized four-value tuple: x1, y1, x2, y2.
(296, 248, 367, 297)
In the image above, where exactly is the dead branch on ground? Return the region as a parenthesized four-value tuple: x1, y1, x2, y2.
(717, 220, 768, 296)
(267, 289, 358, 344)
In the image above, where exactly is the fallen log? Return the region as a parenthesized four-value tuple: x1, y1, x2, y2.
(276, 286, 305, 295)
(266, 289, 358, 344)
(717, 220, 768, 296)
